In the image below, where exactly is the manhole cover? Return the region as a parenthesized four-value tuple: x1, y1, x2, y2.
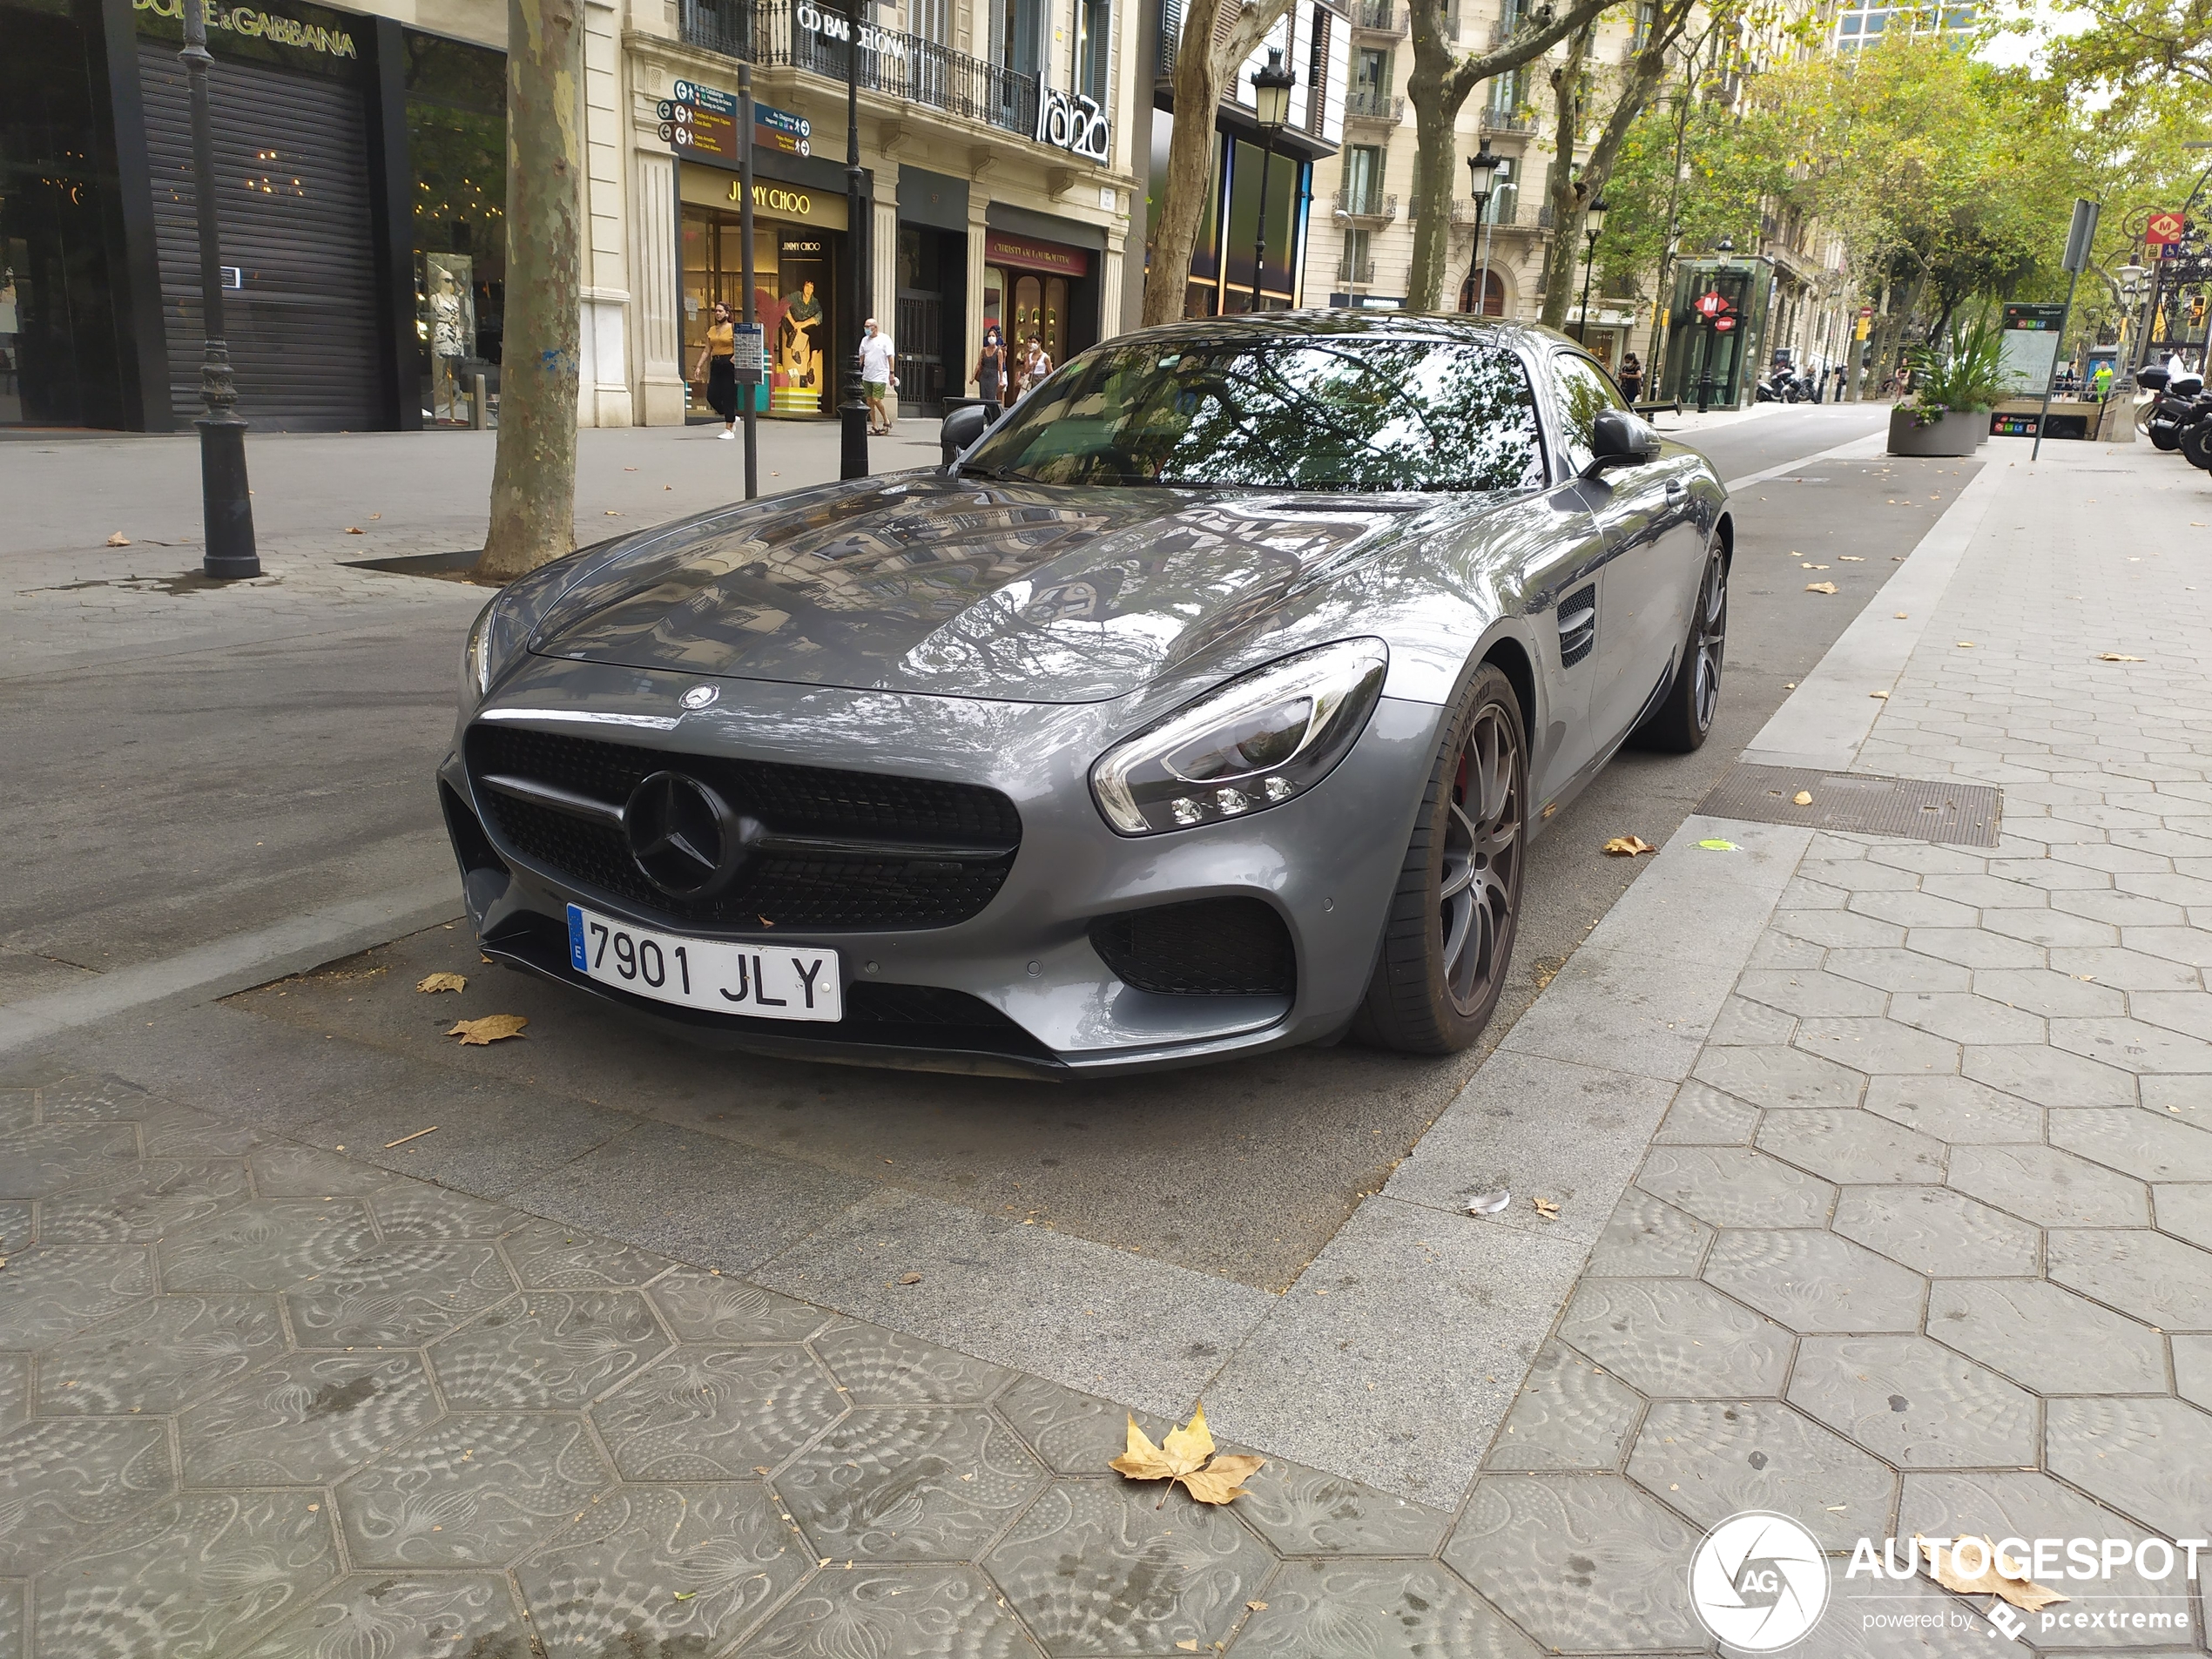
(1699, 765, 2001, 846)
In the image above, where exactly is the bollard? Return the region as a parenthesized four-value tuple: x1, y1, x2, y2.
(469, 373, 488, 430)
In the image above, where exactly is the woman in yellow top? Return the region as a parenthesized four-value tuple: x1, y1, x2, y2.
(693, 300, 738, 440)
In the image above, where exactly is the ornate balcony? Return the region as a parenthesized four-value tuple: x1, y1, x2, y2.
(1336, 258, 1378, 284)
(1352, 0, 1406, 36)
(1333, 188, 1398, 223)
(1345, 90, 1405, 123)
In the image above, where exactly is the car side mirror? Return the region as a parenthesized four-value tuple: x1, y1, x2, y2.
(1582, 408, 1662, 479)
(941, 401, 995, 470)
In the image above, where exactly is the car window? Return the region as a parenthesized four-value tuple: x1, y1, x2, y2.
(1552, 353, 1626, 475)
(962, 338, 1547, 493)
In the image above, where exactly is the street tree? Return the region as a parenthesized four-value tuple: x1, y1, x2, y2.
(476, 0, 584, 582)
(2045, 0, 2212, 95)
(1143, 0, 1298, 327)
(1401, 0, 1627, 312)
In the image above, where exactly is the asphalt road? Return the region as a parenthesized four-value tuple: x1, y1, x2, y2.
(9, 403, 1986, 1291)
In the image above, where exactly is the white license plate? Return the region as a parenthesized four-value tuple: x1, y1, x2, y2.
(565, 904, 841, 1022)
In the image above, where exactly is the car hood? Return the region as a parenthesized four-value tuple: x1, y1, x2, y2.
(531, 474, 1431, 703)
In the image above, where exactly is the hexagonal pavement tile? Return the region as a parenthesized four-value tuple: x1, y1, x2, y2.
(368, 1184, 523, 1241)
(1483, 1342, 1645, 1475)
(1556, 1279, 1793, 1398)
(1863, 1075, 2044, 1144)
(1626, 1400, 1896, 1551)
(1824, 947, 1974, 997)
(1234, 1560, 1541, 1657)
(1636, 1146, 1838, 1229)
(2124, 925, 2212, 969)
(1231, 1460, 1453, 1556)
(590, 1343, 846, 1480)
(428, 1290, 671, 1409)
(2175, 1334, 2212, 1413)
(31, 1073, 156, 1120)
(38, 1293, 284, 1415)
(1692, 1045, 1867, 1111)
(1703, 1230, 1928, 1333)
(746, 1564, 1040, 1658)
(1736, 970, 1890, 1022)
(286, 1240, 518, 1347)
(987, 1481, 1272, 1655)
(1969, 968, 2130, 1020)
(34, 1157, 252, 1243)
(2054, 1015, 2212, 1075)
(1786, 1335, 2037, 1468)
(647, 1266, 829, 1344)
(2133, 989, 2212, 1043)
(233, 1573, 529, 1659)
(811, 1320, 1014, 1404)
(777, 1406, 1045, 1561)
(335, 1411, 614, 1568)
(178, 1351, 442, 1486)
(1925, 1279, 2165, 1394)
(157, 1200, 376, 1292)
(1651, 1081, 1762, 1145)
(33, 1489, 338, 1658)
(1792, 1017, 1963, 1077)
(2051, 1107, 2212, 1184)
(1888, 992, 2048, 1047)
(1764, 907, 1906, 951)
(1966, 1043, 2140, 1109)
(1831, 1185, 2040, 1278)
(0, 1244, 153, 1348)
(246, 1143, 395, 1197)
(1582, 1189, 1713, 1278)
(1756, 1109, 1946, 1185)
(514, 1483, 805, 1656)
(991, 1375, 1177, 1479)
(1704, 995, 1799, 1050)
(2155, 1183, 2212, 1249)
(0, 1415, 172, 1576)
(0, 1352, 26, 1433)
(1948, 1144, 2149, 1229)
(1444, 1474, 1702, 1653)
(0, 1120, 138, 1199)
(1904, 927, 2046, 972)
(2049, 944, 2206, 990)
(499, 1218, 671, 1289)
(2047, 1229, 2212, 1329)
(1848, 890, 1983, 931)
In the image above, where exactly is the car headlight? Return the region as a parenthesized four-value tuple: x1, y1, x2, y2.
(1091, 638, 1389, 835)
(462, 590, 533, 705)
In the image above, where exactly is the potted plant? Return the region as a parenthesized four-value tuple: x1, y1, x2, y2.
(1888, 311, 2022, 457)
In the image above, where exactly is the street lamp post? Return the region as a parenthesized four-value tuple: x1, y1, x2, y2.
(839, 0, 868, 479)
(1249, 48, 1294, 313)
(1575, 197, 1608, 345)
(179, 0, 259, 577)
(1466, 141, 1501, 315)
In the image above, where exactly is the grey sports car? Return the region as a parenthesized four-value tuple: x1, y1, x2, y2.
(437, 313, 1731, 1076)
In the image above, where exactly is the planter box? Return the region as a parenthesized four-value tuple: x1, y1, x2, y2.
(1888, 407, 1981, 457)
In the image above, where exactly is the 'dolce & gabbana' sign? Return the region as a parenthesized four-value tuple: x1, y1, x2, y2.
(133, 0, 358, 57)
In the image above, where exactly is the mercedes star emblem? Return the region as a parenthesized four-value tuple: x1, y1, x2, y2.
(679, 685, 718, 711)
(624, 771, 739, 896)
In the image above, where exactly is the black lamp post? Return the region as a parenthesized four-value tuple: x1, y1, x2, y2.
(1466, 140, 1501, 314)
(1249, 48, 1294, 313)
(839, 0, 869, 478)
(179, 0, 258, 577)
(1575, 196, 1608, 344)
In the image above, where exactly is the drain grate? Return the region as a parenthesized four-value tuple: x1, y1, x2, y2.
(1699, 765, 2002, 846)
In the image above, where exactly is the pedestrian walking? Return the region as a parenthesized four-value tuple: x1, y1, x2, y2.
(692, 300, 738, 440)
(860, 317, 897, 435)
(974, 325, 1007, 413)
(1022, 334, 1053, 394)
(1616, 351, 1644, 407)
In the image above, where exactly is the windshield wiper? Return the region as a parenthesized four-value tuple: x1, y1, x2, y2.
(959, 464, 1040, 483)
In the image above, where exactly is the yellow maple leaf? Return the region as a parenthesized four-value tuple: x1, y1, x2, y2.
(415, 972, 468, 994)
(1915, 1535, 2068, 1614)
(1109, 1403, 1265, 1506)
(1602, 834, 1656, 857)
(448, 1015, 527, 1045)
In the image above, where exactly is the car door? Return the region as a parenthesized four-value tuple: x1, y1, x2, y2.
(1551, 350, 1681, 750)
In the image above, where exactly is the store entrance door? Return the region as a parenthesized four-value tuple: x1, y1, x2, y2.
(894, 225, 961, 415)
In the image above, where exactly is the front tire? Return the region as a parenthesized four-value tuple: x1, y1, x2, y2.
(1635, 538, 1728, 754)
(2180, 422, 2212, 470)
(1354, 663, 1527, 1054)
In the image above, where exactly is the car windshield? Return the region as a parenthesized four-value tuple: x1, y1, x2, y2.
(961, 336, 1547, 492)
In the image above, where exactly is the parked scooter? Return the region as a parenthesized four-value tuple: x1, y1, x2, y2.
(1754, 366, 1811, 404)
(2140, 365, 2204, 453)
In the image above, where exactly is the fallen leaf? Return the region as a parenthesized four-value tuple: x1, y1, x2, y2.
(1111, 1403, 1264, 1506)
(1838, 555, 1865, 561)
(344, 526, 365, 535)
(899, 1271, 923, 1285)
(1532, 1197, 1561, 1219)
(448, 1015, 528, 1045)
(1467, 1189, 1511, 1216)
(415, 972, 468, 994)
(672, 1589, 698, 1602)
(1696, 839, 1739, 851)
(1792, 791, 1814, 806)
(1915, 1535, 2068, 1614)
(1246, 1601, 1269, 1612)
(1177, 1644, 1199, 1653)
(1805, 582, 1838, 594)
(1602, 835, 1656, 857)
(1955, 641, 1975, 649)
(368, 512, 381, 519)
(605, 510, 622, 516)
(105, 532, 132, 547)
(1870, 691, 1889, 699)
(2096, 652, 2145, 663)
(1895, 611, 1909, 618)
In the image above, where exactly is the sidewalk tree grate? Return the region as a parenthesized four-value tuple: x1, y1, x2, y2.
(1697, 765, 2001, 846)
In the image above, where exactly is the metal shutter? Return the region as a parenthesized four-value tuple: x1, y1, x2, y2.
(139, 44, 381, 430)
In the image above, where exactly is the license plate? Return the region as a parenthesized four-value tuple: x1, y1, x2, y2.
(564, 904, 841, 1022)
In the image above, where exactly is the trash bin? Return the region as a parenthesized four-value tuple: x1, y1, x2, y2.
(940, 395, 1000, 469)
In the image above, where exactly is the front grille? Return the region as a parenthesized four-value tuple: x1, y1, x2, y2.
(1090, 898, 1296, 997)
(465, 725, 1021, 932)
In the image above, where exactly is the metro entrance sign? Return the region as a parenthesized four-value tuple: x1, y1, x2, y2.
(2146, 209, 2185, 246)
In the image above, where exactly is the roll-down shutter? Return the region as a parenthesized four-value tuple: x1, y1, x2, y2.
(140, 44, 380, 430)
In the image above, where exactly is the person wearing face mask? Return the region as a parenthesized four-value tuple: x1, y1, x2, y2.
(974, 324, 1007, 413)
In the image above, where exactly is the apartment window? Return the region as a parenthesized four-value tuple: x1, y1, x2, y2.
(1076, 0, 1110, 102)
(1340, 226, 1372, 285)
(1487, 68, 1522, 113)
(1351, 46, 1391, 115)
(1345, 144, 1385, 212)
(911, 0, 949, 44)
(991, 0, 1041, 74)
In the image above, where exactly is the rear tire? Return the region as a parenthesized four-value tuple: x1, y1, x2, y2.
(1353, 663, 1527, 1054)
(1634, 537, 1729, 753)
(2150, 421, 2182, 452)
(2181, 422, 2212, 471)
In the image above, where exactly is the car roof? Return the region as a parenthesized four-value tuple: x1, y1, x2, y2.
(1109, 308, 1577, 354)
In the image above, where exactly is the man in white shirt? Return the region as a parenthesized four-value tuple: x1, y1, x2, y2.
(860, 319, 897, 435)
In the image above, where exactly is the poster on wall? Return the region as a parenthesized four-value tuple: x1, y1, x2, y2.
(772, 236, 830, 414)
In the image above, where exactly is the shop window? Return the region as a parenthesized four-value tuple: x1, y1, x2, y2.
(405, 31, 506, 427)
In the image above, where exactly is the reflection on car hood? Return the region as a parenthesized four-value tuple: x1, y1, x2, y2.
(533, 474, 1431, 703)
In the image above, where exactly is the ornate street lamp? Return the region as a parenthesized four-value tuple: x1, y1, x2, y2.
(1466, 140, 1501, 315)
(840, 0, 869, 478)
(179, 0, 258, 577)
(1249, 48, 1295, 313)
(1575, 196, 1608, 344)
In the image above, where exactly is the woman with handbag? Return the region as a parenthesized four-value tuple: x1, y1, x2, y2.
(974, 325, 1007, 411)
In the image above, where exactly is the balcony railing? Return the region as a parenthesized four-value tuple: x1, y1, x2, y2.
(1409, 195, 1483, 223)
(1336, 258, 1377, 285)
(680, 0, 1040, 140)
(1333, 189, 1397, 221)
(1480, 107, 1534, 133)
(1352, 0, 1404, 34)
(1345, 91, 1404, 122)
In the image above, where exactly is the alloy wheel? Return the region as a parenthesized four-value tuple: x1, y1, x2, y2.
(1438, 701, 1522, 1015)
(1691, 551, 1729, 734)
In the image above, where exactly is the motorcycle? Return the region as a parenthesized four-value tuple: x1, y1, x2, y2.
(1754, 366, 1811, 404)
(2140, 365, 2203, 453)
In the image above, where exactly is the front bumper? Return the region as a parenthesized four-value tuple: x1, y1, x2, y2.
(438, 657, 1444, 1078)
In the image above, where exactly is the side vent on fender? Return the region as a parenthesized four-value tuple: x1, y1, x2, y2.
(1558, 584, 1597, 667)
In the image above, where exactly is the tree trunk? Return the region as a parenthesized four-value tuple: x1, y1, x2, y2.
(1142, 0, 1294, 327)
(1400, 0, 1617, 311)
(1536, 25, 1591, 330)
(476, 0, 583, 582)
